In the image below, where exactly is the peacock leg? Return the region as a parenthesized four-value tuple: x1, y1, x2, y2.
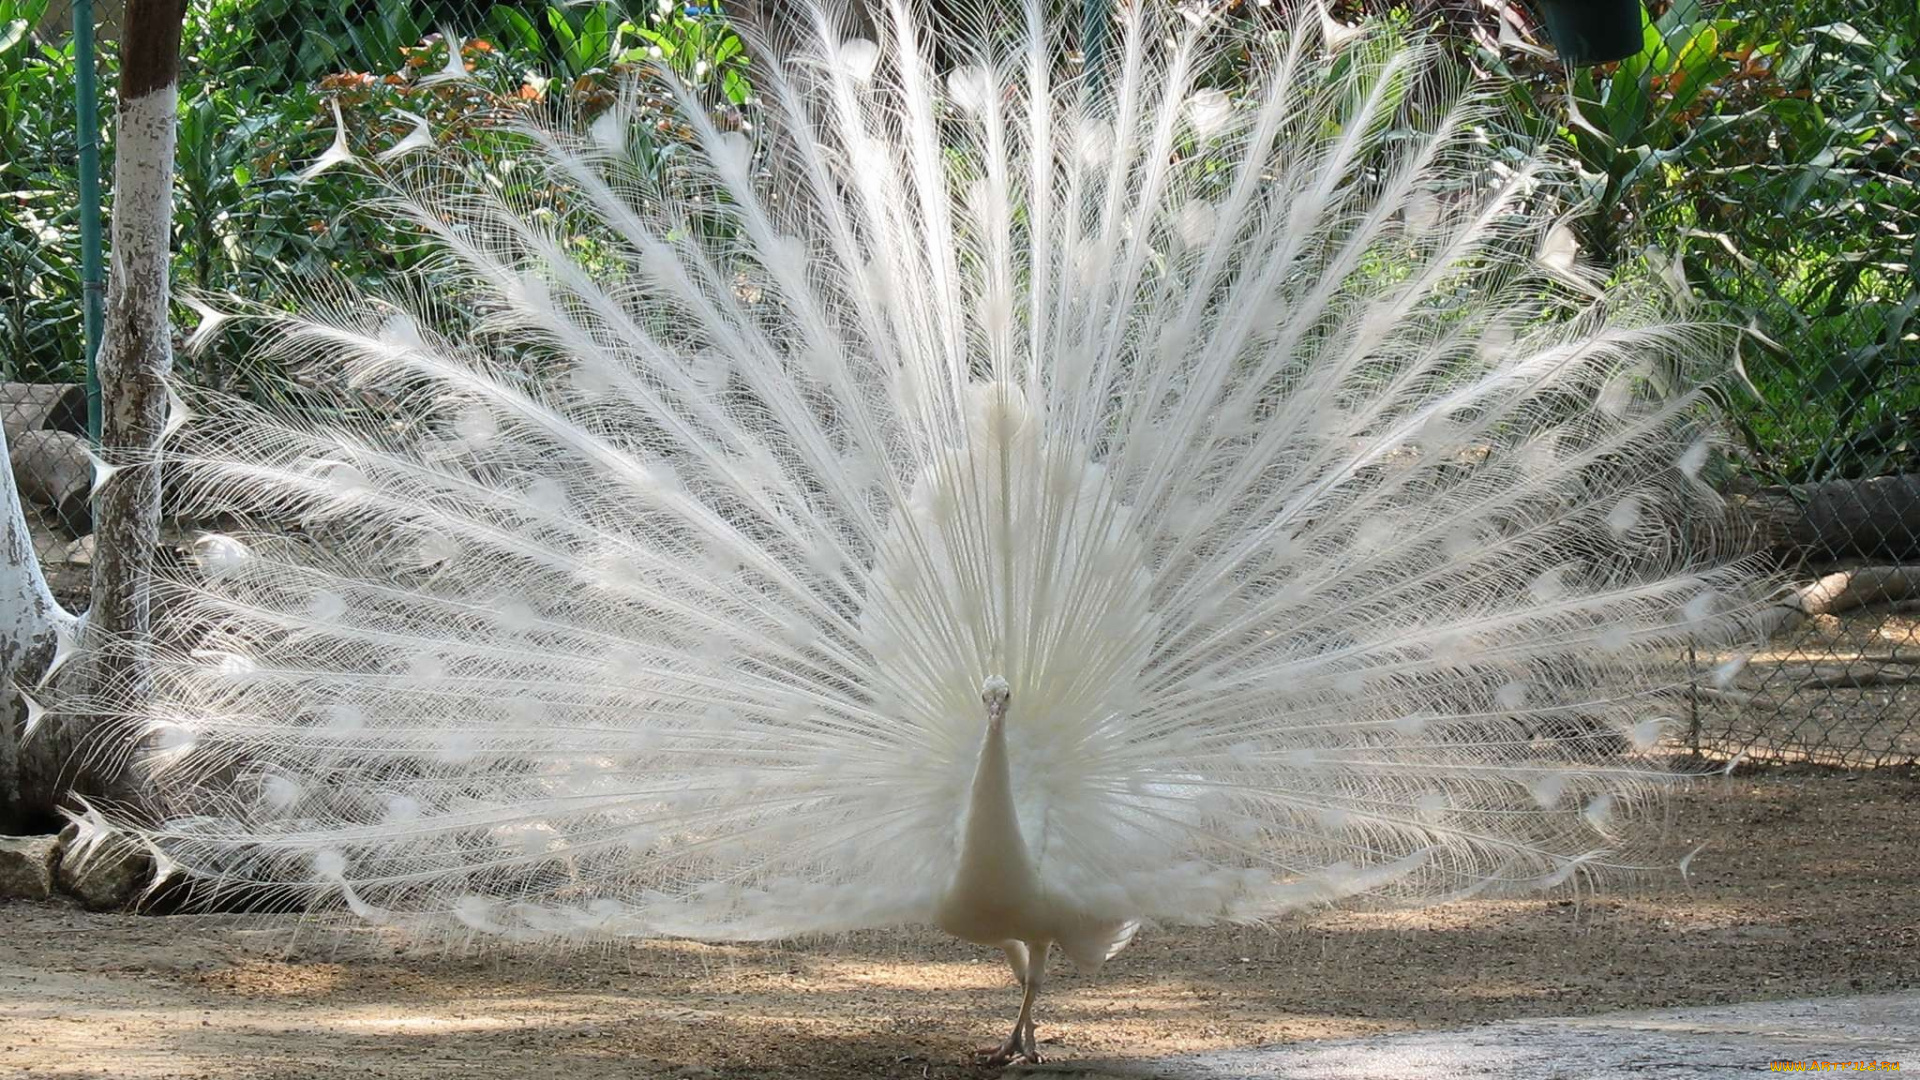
(1001, 940, 1030, 986)
(977, 939, 1048, 1066)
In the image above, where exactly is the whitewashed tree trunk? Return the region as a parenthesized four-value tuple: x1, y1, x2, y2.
(89, 55, 178, 664)
(49, 0, 186, 817)
(0, 420, 78, 828)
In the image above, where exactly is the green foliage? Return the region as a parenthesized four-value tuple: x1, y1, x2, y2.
(1480, 0, 1918, 483)
(616, 4, 751, 105)
(481, 1, 750, 103)
(192, 0, 444, 86)
(1657, 7, 1920, 482)
(1563, 1, 1751, 260)
(161, 0, 752, 396)
(0, 0, 91, 383)
(7, 0, 1910, 486)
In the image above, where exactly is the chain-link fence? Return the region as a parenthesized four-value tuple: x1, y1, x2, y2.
(1663, 1, 1919, 767)
(4, 0, 1917, 766)
(1687, 489, 1920, 768)
(1681, 366, 1920, 768)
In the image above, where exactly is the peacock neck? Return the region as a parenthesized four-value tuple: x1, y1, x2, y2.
(934, 680, 1043, 945)
(954, 710, 1035, 889)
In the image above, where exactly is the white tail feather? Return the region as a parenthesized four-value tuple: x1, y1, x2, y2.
(102, 2, 1765, 944)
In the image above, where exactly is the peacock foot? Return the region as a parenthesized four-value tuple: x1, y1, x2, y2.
(974, 1026, 1044, 1068)
(973, 1041, 1044, 1068)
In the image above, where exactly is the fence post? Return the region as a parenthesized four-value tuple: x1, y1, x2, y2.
(74, 0, 105, 447)
(1082, 0, 1107, 95)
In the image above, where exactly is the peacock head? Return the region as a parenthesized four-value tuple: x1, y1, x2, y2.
(981, 676, 1011, 728)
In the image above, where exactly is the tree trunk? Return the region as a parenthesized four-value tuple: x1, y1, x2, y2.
(1787, 566, 1920, 617)
(0, 419, 78, 831)
(1737, 474, 1920, 562)
(73, 0, 186, 805)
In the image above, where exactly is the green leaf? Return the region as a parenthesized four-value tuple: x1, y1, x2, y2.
(579, 4, 610, 68)
(1777, 40, 1817, 85)
(631, 26, 678, 59)
(1616, 108, 1754, 207)
(1811, 21, 1871, 49)
(487, 6, 541, 55)
(296, 30, 339, 79)
(1654, 0, 1702, 36)
(1601, 12, 1662, 146)
(548, 6, 579, 51)
(1768, 96, 1828, 153)
(1659, 22, 1730, 117)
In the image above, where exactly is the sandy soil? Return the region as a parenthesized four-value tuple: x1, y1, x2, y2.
(3, 769, 1917, 1080)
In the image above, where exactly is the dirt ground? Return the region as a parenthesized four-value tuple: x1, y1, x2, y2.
(3, 769, 1917, 1080)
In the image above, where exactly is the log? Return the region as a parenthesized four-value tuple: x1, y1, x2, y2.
(1738, 474, 1920, 561)
(1788, 566, 1920, 617)
(1798, 668, 1920, 691)
(6, 429, 92, 534)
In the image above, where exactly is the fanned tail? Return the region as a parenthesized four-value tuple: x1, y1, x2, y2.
(83, 1, 1769, 942)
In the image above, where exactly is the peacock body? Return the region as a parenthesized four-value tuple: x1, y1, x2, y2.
(101, 1, 1761, 1061)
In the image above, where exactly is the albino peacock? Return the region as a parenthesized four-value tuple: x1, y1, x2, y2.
(90, 0, 1763, 1064)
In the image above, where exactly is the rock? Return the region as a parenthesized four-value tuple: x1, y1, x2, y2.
(0, 382, 88, 440)
(56, 821, 153, 910)
(60, 533, 95, 567)
(0, 835, 60, 900)
(8, 428, 93, 533)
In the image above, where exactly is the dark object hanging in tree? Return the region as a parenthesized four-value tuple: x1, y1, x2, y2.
(1529, 0, 1646, 66)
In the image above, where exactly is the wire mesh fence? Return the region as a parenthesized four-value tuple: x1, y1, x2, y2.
(1687, 515, 1920, 769)
(1667, 0, 1920, 766)
(3, 0, 1917, 766)
(1681, 359, 1920, 767)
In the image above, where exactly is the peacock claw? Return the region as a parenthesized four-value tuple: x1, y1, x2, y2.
(975, 1022, 1044, 1069)
(974, 1044, 1043, 1068)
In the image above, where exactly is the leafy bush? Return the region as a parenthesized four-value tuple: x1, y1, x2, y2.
(1475, 0, 1917, 483)
(0, 0, 91, 383)
(1653, 8, 1919, 482)
(8, 0, 1914, 485)
(170, 0, 751, 398)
